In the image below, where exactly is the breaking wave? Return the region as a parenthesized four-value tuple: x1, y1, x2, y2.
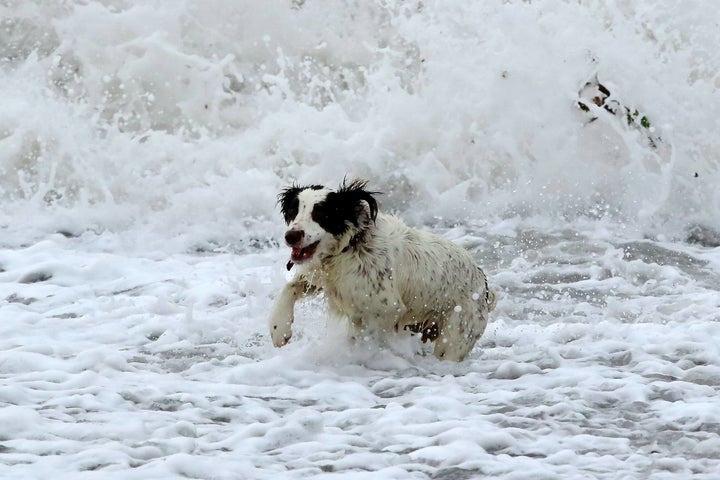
(1, 1, 718, 242)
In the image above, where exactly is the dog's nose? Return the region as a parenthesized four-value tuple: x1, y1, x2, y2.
(284, 229, 304, 246)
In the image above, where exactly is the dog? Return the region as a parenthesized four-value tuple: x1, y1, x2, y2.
(268, 179, 496, 361)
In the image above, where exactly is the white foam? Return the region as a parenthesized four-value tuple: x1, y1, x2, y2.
(2, 3, 720, 479)
(0, 1, 718, 246)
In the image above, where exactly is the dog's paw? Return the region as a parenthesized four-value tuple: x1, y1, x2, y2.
(433, 337, 466, 362)
(268, 294, 295, 348)
(270, 321, 292, 348)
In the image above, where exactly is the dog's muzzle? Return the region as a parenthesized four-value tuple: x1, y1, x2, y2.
(284, 228, 320, 269)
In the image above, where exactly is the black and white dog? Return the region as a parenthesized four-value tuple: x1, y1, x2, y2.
(268, 179, 496, 361)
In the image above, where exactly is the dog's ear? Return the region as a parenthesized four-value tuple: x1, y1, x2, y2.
(337, 178, 380, 224)
(278, 185, 302, 224)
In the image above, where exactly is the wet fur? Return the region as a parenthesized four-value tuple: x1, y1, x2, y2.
(269, 179, 496, 361)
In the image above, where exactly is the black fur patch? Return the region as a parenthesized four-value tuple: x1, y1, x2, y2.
(277, 184, 323, 224)
(311, 179, 380, 236)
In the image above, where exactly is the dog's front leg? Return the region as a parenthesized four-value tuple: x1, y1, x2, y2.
(268, 279, 312, 347)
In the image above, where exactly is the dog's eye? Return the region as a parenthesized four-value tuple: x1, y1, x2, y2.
(282, 199, 299, 224)
(285, 209, 298, 223)
(312, 205, 331, 223)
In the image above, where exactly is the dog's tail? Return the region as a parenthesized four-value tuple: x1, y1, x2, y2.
(479, 267, 497, 312)
(486, 287, 497, 312)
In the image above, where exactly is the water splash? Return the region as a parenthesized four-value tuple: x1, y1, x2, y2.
(0, 1, 718, 242)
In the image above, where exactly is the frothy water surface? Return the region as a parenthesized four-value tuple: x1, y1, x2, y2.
(1, 2, 720, 479)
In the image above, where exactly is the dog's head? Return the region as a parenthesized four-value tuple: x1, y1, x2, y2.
(278, 179, 379, 268)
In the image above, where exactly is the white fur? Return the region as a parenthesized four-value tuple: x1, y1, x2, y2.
(269, 194, 496, 362)
(287, 187, 332, 249)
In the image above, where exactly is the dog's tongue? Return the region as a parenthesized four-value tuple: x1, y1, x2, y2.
(291, 246, 310, 262)
(289, 247, 304, 266)
(288, 242, 319, 266)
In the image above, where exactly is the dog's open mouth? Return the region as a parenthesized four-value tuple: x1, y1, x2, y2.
(290, 241, 320, 263)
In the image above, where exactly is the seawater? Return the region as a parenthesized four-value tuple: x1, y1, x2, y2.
(0, 1, 718, 246)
